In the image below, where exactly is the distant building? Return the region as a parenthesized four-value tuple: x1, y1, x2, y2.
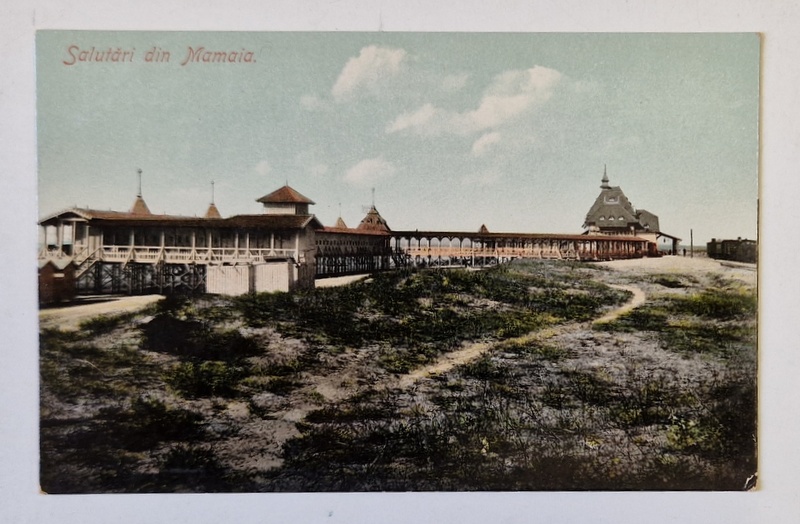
(583, 167, 680, 254)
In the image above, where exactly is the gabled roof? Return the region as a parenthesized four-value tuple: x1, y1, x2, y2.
(38, 257, 74, 270)
(256, 185, 315, 205)
(635, 209, 660, 233)
(334, 216, 348, 229)
(357, 206, 391, 233)
(478, 224, 490, 234)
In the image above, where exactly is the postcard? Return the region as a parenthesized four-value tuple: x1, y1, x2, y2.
(34, 31, 760, 496)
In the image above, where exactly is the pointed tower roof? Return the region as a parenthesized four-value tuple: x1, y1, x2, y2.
(130, 195, 152, 215)
(358, 205, 391, 233)
(204, 180, 221, 218)
(478, 224, 490, 234)
(584, 168, 638, 228)
(334, 216, 348, 229)
(204, 203, 222, 219)
(130, 168, 152, 215)
(256, 185, 315, 205)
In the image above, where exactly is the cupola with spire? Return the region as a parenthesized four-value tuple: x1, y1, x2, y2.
(600, 164, 611, 190)
(356, 188, 391, 232)
(204, 181, 222, 218)
(130, 168, 152, 215)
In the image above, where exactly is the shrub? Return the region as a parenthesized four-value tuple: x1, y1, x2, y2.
(164, 361, 246, 398)
(141, 315, 258, 361)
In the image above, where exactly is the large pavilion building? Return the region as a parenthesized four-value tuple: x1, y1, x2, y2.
(582, 167, 681, 255)
(38, 183, 393, 301)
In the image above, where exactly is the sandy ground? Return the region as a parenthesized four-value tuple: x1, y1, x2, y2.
(38, 274, 367, 331)
(39, 295, 163, 331)
(315, 274, 370, 288)
(597, 255, 756, 284)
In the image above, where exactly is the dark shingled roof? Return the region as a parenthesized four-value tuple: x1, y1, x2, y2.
(635, 209, 660, 233)
(584, 186, 638, 229)
(256, 185, 315, 205)
(358, 206, 391, 233)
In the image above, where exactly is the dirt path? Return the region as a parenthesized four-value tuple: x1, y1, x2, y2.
(39, 295, 163, 331)
(592, 284, 646, 324)
(394, 283, 646, 388)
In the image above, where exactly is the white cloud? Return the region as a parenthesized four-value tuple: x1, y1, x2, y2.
(385, 103, 440, 133)
(332, 45, 408, 102)
(255, 160, 271, 176)
(343, 157, 397, 186)
(471, 132, 502, 156)
(387, 65, 562, 135)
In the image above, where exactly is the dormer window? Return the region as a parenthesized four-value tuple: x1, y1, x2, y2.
(608, 216, 615, 221)
(605, 196, 618, 203)
(618, 216, 625, 221)
(599, 216, 605, 221)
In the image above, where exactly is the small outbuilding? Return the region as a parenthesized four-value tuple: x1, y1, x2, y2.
(38, 257, 76, 305)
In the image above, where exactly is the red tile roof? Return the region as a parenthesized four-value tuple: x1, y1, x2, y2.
(256, 185, 315, 204)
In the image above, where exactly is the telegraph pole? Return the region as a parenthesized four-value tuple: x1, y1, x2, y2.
(690, 229, 694, 258)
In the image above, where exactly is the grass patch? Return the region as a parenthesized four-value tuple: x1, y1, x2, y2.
(670, 288, 757, 320)
(164, 361, 247, 398)
(78, 312, 138, 336)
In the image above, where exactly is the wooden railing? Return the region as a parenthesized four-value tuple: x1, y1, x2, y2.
(97, 246, 300, 264)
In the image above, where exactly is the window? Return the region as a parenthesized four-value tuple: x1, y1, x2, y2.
(599, 216, 605, 221)
(609, 216, 615, 221)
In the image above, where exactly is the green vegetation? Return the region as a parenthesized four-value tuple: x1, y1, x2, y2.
(594, 285, 757, 359)
(40, 261, 756, 492)
(164, 361, 247, 398)
(78, 311, 138, 336)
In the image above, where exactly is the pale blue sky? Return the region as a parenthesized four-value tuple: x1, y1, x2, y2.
(37, 32, 759, 244)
